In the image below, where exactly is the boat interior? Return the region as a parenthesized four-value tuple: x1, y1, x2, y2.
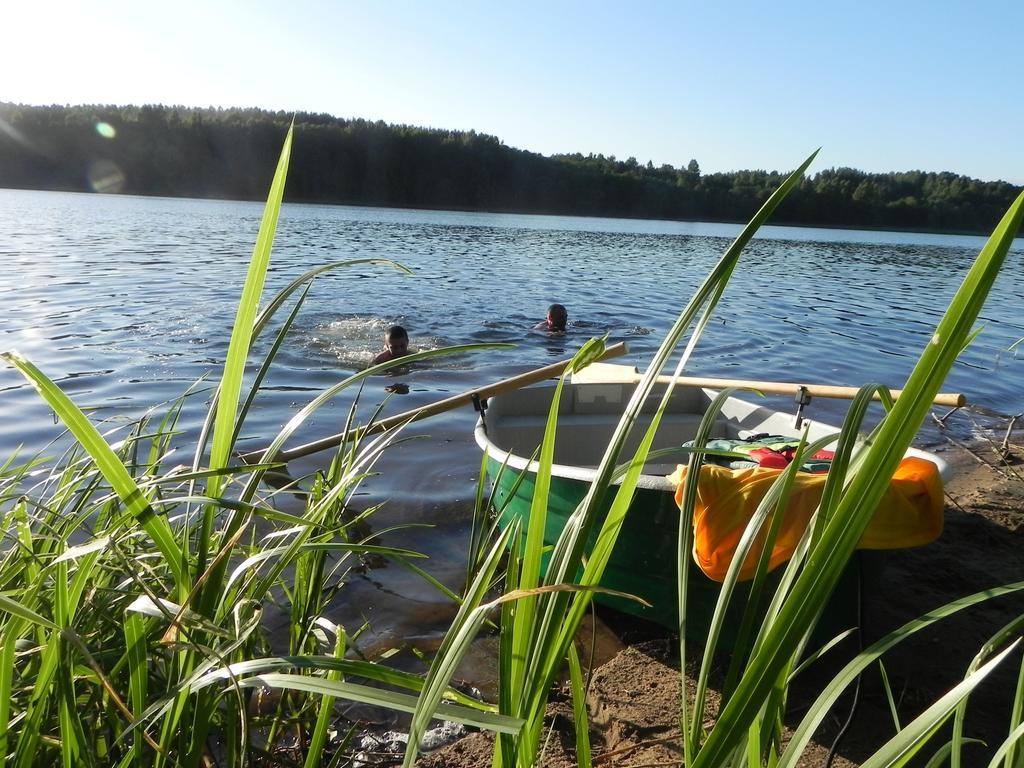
(478, 382, 825, 478)
(476, 381, 948, 484)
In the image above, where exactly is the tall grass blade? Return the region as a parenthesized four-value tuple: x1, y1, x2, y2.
(1005, 651, 1024, 768)
(233, 674, 522, 734)
(567, 643, 592, 767)
(303, 630, 346, 768)
(509, 363, 568, 721)
(721, 429, 841, 701)
(924, 739, 985, 768)
(402, 523, 521, 766)
(0, 615, 26, 758)
(879, 660, 901, 731)
(207, 122, 292, 484)
(230, 285, 310, 449)
(497, 526, 523, 767)
(988, 719, 1024, 768)
(858, 642, 1018, 768)
(950, 613, 1024, 768)
(187, 655, 492, 710)
(1, 353, 185, 589)
(689, 426, 826, 746)
(195, 120, 294, 622)
(488, 152, 817, 767)
(0, 593, 60, 629)
(778, 581, 1024, 767)
(726, 392, 879, 752)
(695, 188, 1024, 768)
(14, 632, 62, 767)
(467, 449, 492, 587)
(123, 614, 149, 766)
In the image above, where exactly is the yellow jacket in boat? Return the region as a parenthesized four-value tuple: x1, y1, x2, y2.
(669, 457, 943, 582)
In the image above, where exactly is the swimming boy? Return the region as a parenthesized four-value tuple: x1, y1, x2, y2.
(373, 325, 410, 365)
(534, 303, 568, 333)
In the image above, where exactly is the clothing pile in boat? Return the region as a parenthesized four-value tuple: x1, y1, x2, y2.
(692, 433, 834, 473)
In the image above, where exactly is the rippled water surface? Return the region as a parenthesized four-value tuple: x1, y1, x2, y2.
(2, 189, 1023, 647)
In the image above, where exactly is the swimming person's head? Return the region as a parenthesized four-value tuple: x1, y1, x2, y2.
(546, 303, 568, 332)
(384, 325, 409, 357)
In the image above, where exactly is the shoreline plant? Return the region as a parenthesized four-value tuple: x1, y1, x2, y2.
(0, 123, 515, 767)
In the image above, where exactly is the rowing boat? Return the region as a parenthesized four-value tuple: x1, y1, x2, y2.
(473, 378, 949, 646)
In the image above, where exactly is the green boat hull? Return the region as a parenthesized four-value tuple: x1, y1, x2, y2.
(472, 381, 896, 651)
(485, 455, 859, 650)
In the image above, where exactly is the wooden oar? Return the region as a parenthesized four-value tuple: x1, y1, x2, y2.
(242, 342, 629, 464)
(571, 362, 966, 407)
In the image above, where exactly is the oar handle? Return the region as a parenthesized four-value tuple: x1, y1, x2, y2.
(243, 341, 629, 464)
(645, 373, 964, 407)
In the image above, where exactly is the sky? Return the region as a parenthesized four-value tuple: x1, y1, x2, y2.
(4, 0, 1022, 183)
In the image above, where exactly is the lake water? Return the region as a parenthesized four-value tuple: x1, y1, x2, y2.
(2, 188, 1023, 653)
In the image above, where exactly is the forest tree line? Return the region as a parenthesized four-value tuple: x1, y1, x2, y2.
(1, 103, 1020, 233)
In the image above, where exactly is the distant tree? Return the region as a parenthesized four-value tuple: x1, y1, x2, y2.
(0, 102, 1018, 233)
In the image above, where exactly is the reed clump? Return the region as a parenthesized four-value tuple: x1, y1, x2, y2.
(0, 125, 511, 767)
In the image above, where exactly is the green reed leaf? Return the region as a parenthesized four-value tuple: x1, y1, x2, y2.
(403, 523, 521, 766)
(988, 719, 1024, 768)
(924, 739, 985, 768)
(52, 537, 110, 565)
(778, 581, 1024, 767)
(189, 655, 492, 710)
(0, 593, 59, 630)
(0, 615, 23, 758)
(230, 283, 310, 449)
(1005, 651, 1024, 768)
(696, 187, 1024, 768)
(224, 541, 425, 593)
(489, 151, 818, 767)
(951, 612, 1024, 768)
(14, 632, 62, 767)
(567, 643, 592, 767)
(239, 673, 522, 735)
(303, 631, 345, 768)
(0, 352, 184, 588)
(195, 121, 295, 629)
(122, 613, 148, 766)
(508, 355, 573, 721)
(207, 122, 292, 480)
(859, 642, 1018, 768)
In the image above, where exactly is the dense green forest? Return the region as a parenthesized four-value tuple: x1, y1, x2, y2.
(1, 103, 1020, 233)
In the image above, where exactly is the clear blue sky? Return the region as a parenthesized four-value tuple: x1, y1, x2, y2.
(5, 0, 1022, 183)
